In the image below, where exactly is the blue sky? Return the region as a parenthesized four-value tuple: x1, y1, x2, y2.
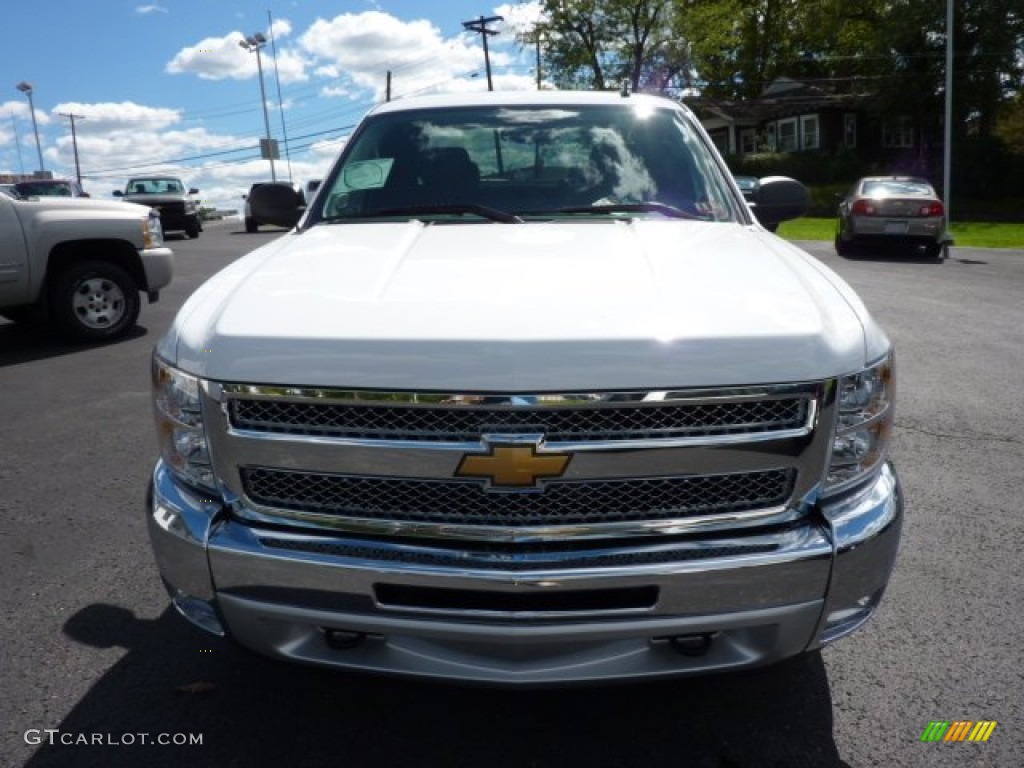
(2, 0, 542, 208)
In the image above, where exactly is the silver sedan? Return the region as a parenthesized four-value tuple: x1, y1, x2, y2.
(835, 176, 951, 258)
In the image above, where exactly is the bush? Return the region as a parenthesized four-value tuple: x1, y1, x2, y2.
(724, 149, 868, 185)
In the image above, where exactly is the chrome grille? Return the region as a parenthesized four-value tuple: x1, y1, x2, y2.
(258, 536, 780, 570)
(241, 467, 795, 527)
(229, 397, 808, 442)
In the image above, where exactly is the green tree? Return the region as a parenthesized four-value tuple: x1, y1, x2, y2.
(995, 93, 1024, 155)
(537, 0, 692, 92)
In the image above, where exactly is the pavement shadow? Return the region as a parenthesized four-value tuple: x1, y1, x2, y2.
(841, 244, 986, 265)
(21, 603, 848, 768)
(0, 323, 148, 367)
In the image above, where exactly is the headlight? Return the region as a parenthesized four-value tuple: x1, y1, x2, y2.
(153, 355, 215, 492)
(824, 352, 895, 495)
(143, 211, 163, 248)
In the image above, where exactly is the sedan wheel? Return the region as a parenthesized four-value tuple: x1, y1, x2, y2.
(834, 235, 854, 257)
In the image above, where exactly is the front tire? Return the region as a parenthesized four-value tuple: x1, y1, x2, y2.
(50, 261, 140, 341)
(245, 217, 258, 233)
(186, 217, 201, 239)
(834, 235, 854, 257)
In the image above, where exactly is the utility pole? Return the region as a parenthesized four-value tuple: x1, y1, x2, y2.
(535, 33, 542, 91)
(462, 15, 503, 91)
(386, 70, 392, 102)
(59, 112, 85, 185)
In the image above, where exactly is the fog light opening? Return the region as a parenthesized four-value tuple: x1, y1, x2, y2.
(322, 628, 366, 651)
(669, 632, 718, 657)
(172, 595, 225, 637)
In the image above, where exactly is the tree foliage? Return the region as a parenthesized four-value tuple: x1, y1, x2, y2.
(536, 0, 692, 93)
(531, 0, 1023, 151)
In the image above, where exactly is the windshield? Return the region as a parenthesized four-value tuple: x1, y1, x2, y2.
(861, 180, 935, 197)
(127, 178, 183, 194)
(16, 181, 73, 196)
(314, 103, 740, 224)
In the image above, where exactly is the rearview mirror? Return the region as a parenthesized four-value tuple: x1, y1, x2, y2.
(751, 176, 809, 229)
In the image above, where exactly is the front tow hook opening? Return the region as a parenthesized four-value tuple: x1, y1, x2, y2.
(321, 628, 367, 651)
(668, 632, 719, 657)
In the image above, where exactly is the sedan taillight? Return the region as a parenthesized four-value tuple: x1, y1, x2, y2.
(919, 201, 944, 217)
(851, 199, 876, 216)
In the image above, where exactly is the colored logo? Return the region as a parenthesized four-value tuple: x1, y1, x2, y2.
(920, 721, 997, 742)
(455, 440, 571, 489)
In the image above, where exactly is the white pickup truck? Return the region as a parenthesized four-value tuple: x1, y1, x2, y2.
(0, 193, 173, 339)
(148, 91, 901, 685)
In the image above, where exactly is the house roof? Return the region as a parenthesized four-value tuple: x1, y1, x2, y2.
(686, 78, 870, 123)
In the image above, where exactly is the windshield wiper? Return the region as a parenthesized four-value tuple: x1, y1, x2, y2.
(544, 202, 704, 220)
(348, 204, 523, 224)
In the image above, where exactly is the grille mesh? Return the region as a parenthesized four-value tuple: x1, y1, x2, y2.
(230, 397, 807, 442)
(241, 468, 795, 527)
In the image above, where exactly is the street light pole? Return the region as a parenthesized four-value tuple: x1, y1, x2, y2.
(16, 81, 45, 173)
(239, 34, 277, 182)
(943, 0, 953, 224)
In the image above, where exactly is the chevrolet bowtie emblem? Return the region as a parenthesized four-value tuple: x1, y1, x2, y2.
(455, 442, 571, 488)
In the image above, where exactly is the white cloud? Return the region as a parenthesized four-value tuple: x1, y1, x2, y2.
(494, 2, 547, 38)
(270, 18, 293, 39)
(50, 102, 182, 133)
(3, 98, 52, 126)
(135, 4, 168, 14)
(299, 12, 489, 101)
(166, 30, 308, 83)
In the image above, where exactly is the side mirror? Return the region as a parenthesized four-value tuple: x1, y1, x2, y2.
(189, 188, 199, 195)
(751, 176, 809, 229)
(113, 190, 123, 197)
(248, 182, 302, 228)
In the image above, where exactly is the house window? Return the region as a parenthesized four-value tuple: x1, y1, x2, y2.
(709, 129, 729, 154)
(844, 114, 857, 148)
(800, 115, 819, 150)
(777, 118, 798, 152)
(766, 123, 778, 152)
(882, 116, 914, 148)
(739, 129, 757, 154)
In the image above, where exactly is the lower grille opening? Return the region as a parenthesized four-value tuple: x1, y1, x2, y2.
(375, 584, 658, 613)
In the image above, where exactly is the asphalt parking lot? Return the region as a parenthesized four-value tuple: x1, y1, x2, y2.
(1, 220, 1021, 767)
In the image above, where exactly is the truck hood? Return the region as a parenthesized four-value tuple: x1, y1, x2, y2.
(19, 196, 153, 216)
(166, 220, 882, 391)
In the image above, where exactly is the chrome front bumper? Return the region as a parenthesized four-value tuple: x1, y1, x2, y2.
(147, 462, 902, 685)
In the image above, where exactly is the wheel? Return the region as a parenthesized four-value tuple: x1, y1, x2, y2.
(50, 261, 140, 341)
(186, 220, 201, 239)
(245, 217, 258, 233)
(834, 235, 854, 257)
(922, 242, 944, 260)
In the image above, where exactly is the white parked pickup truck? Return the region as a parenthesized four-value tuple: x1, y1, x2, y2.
(0, 193, 172, 340)
(148, 91, 901, 685)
